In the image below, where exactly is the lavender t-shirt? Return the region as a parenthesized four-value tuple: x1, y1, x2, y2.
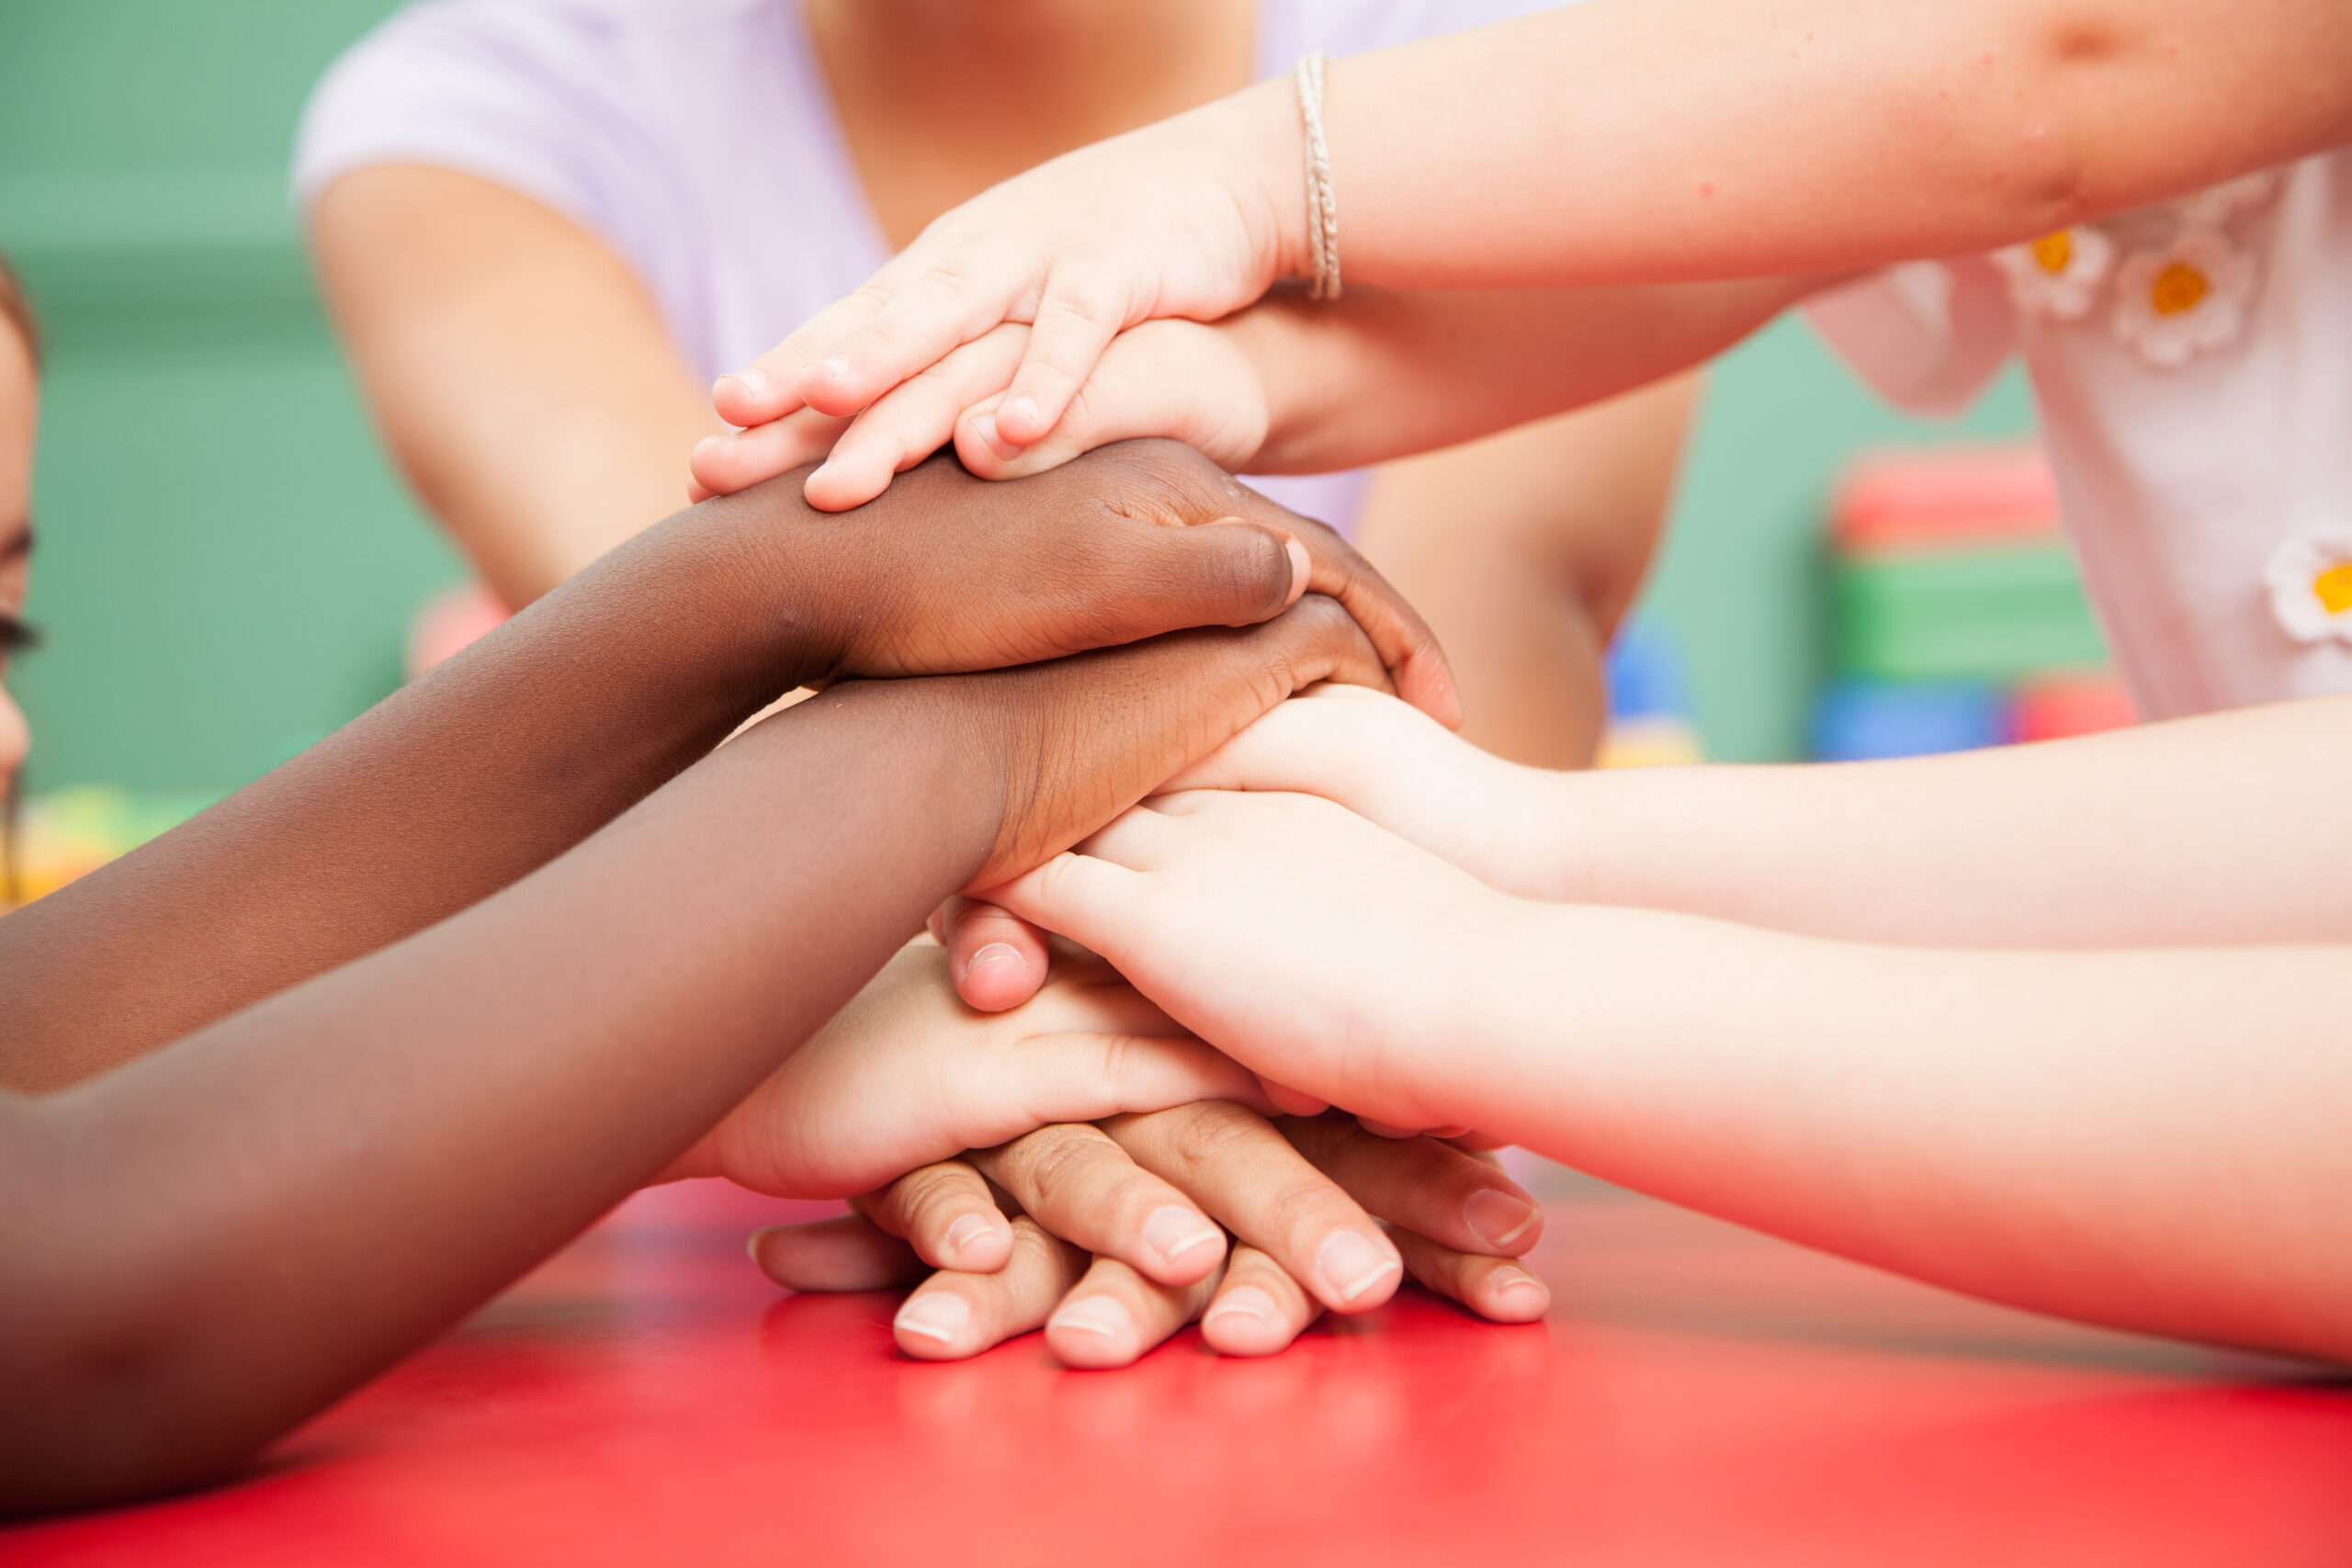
(296, 0, 1565, 536)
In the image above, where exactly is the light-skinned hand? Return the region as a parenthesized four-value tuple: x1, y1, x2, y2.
(931, 684, 1540, 1017)
(665, 945, 1279, 1256)
(752, 1109, 1548, 1366)
(689, 317, 1270, 512)
(701, 81, 1304, 473)
(988, 789, 1516, 1131)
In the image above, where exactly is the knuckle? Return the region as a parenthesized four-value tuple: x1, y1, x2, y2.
(1157, 1100, 1277, 1182)
(1005, 1124, 1115, 1206)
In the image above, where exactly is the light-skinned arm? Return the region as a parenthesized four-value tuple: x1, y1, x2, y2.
(710, 0, 2352, 468)
(988, 778, 2352, 1366)
(310, 166, 724, 607)
(1162, 684, 2352, 947)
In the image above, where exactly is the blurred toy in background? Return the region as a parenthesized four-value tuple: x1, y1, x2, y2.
(1598, 613, 1706, 768)
(10, 786, 214, 906)
(1812, 446, 2135, 761)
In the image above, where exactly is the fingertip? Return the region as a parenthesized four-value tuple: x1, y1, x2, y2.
(1282, 538, 1312, 610)
(711, 367, 779, 425)
(1201, 1286, 1299, 1358)
(1470, 1262, 1552, 1324)
(956, 942, 1046, 1012)
(1316, 1229, 1405, 1313)
(1407, 654, 1465, 731)
(1046, 1294, 1145, 1370)
(798, 353, 869, 418)
(894, 1290, 980, 1359)
(1260, 1077, 1331, 1118)
(938, 1210, 1014, 1273)
(802, 461, 885, 513)
(961, 401, 1023, 466)
(993, 391, 1050, 446)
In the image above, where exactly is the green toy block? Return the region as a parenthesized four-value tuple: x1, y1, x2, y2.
(1832, 544, 2109, 682)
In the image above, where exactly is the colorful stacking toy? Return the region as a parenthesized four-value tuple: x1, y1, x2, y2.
(1600, 614, 1707, 768)
(1813, 446, 2135, 761)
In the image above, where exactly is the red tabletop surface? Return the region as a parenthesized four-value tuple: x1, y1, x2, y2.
(10, 1163, 2349, 1566)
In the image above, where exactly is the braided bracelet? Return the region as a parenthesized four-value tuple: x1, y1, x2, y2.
(1295, 51, 1342, 300)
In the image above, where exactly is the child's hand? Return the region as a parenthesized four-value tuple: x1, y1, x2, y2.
(1162, 685, 1565, 898)
(934, 592, 1400, 892)
(930, 685, 1550, 1017)
(689, 319, 1269, 513)
(989, 789, 1516, 1131)
(667, 944, 1278, 1214)
(735, 442, 1456, 729)
(703, 85, 1298, 469)
(752, 1110, 1549, 1367)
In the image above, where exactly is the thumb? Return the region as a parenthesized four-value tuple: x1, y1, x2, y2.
(935, 897, 1052, 1013)
(981, 852, 1146, 957)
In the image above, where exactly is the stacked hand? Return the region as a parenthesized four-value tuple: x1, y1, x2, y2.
(689, 86, 1299, 511)
(673, 944, 1548, 1366)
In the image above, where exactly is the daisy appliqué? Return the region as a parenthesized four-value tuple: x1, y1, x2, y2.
(2111, 226, 2259, 369)
(2265, 525, 2352, 646)
(1993, 226, 2114, 321)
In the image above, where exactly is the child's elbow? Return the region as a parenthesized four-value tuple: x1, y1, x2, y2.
(1966, 0, 2156, 233)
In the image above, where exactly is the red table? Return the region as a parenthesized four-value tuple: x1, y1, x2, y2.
(11, 1165, 2349, 1565)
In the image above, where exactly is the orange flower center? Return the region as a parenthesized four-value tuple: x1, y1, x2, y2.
(2031, 231, 2074, 275)
(2150, 262, 2211, 317)
(2313, 563, 2352, 615)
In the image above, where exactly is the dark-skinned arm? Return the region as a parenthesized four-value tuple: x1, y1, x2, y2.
(0, 592, 1390, 1517)
(0, 439, 1450, 1091)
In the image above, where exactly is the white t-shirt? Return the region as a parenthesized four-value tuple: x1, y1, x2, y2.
(1807, 153, 2352, 720)
(296, 0, 1566, 538)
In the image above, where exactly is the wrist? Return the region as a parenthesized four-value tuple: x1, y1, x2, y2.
(1207, 76, 1316, 292)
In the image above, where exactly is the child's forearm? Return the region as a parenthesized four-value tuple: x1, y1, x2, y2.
(1448, 900, 2352, 1363)
(0, 445, 1387, 1093)
(1234, 280, 1803, 474)
(0, 595, 1391, 1516)
(0, 498, 841, 1091)
(0, 686, 989, 1516)
(1295, 0, 2352, 289)
(1531, 697, 2352, 947)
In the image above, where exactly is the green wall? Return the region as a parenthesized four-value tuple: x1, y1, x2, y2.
(0, 1, 2036, 790)
(1, 0, 456, 793)
(1654, 326, 2036, 762)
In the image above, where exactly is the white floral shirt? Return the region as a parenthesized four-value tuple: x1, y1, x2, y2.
(1806, 152, 2352, 720)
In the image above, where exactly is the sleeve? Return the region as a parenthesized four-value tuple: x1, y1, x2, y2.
(1803, 257, 2021, 419)
(290, 0, 643, 243)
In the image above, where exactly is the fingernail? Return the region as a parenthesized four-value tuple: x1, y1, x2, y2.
(999, 394, 1042, 437)
(745, 1228, 772, 1264)
(970, 411, 1020, 461)
(1317, 1230, 1402, 1304)
(1142, 1205, 1223, 1269)
(1050, 1294, 1134, 1342)
(815, 354, 852, 381)
(1464, 1190, 1539, 1248)
(964, 942, 1022, 978)
(1282, 538, 1312, 607)
(1203, 1285, 1278, 1327)
(894, 1292, 972, 1345)
(940, 1213, 996, 1268)
(1490, 1264, 1545, 1297)
(725, 366, 768, 396)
